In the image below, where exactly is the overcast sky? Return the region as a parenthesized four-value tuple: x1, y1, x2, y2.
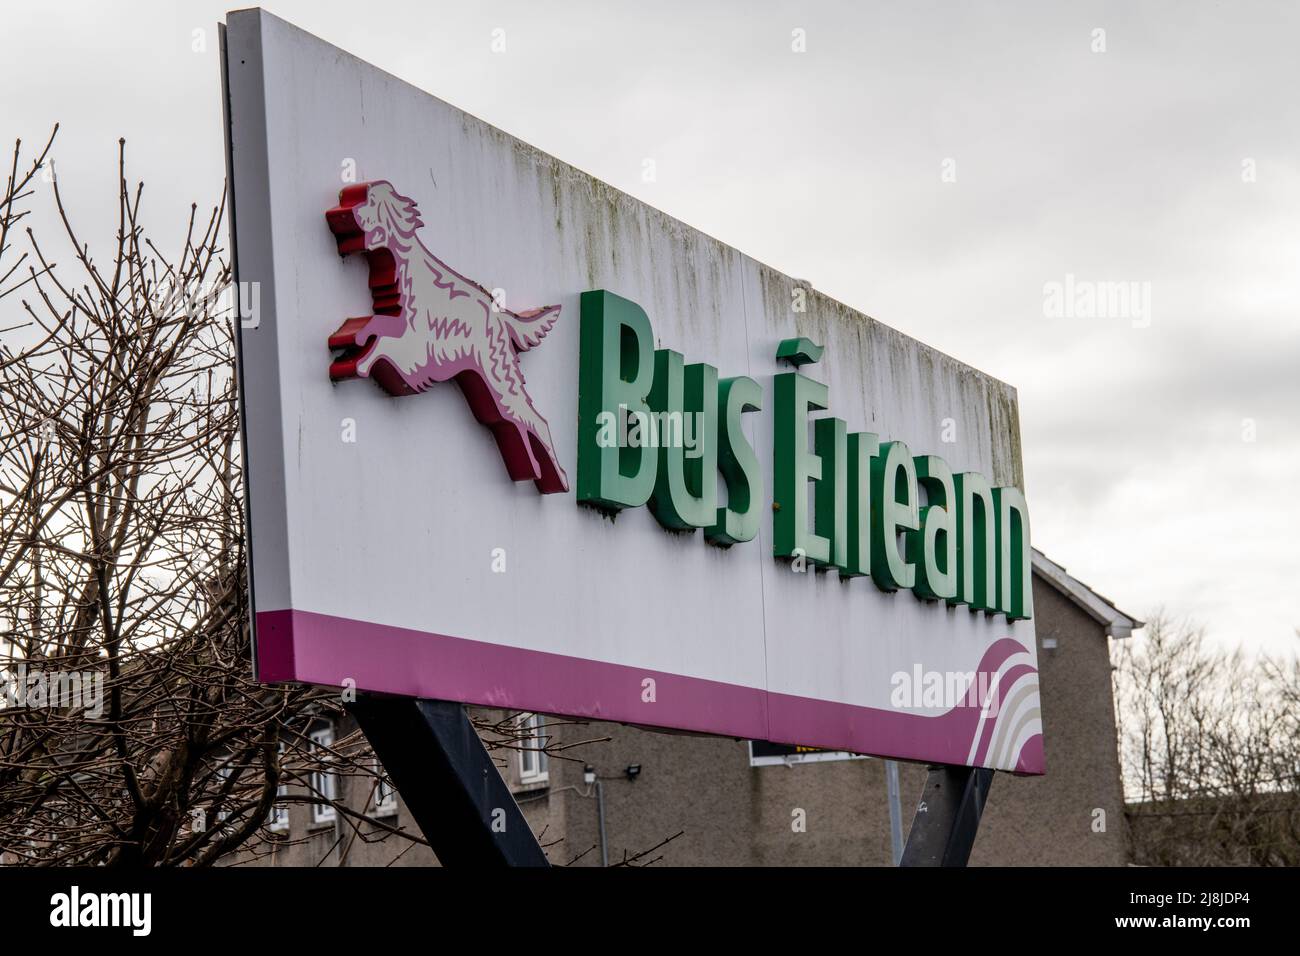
(3, 1, 1297, 655)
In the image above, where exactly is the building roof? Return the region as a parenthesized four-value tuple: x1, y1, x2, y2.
(1031, 549, 1144, 638)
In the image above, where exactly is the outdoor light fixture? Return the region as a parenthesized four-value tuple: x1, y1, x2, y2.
(583, 765, 596, 786)
(625, 764, 641, 781)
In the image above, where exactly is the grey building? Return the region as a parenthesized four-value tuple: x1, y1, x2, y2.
(238, 550, 1140, 866)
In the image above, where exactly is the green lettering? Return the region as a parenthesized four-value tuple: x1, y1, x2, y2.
(706, 376, 763, 545)
(843, 432, 879, 577)
(911, 455, 957, 600)
(648, 351, 718, 529)
(953, 472, 997, 611)
(773, 371, 830, 564)
(577, 290, 656, 510)
(994, 486, 1033, 620)
(870, 441, 918, 591)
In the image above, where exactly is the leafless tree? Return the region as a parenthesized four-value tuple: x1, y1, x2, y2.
(1114, 612, 1299, 866)
(0, 131, 593, 866)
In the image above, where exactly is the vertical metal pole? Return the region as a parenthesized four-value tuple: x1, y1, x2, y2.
(595, 780, 609, 867)
(332, 807, 344, 868)
(884, 759, 904, 866)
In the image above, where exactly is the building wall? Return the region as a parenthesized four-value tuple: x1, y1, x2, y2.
(227, 713, 560, 868)
(968, 577, 1130, 865)
(238, 573, 1129, 866)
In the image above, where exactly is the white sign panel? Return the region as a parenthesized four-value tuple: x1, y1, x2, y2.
(223, 10, 1041, 774)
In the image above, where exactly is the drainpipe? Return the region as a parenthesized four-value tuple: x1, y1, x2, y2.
(885, 760, 904, 866)
(595, 779, 609, 867)
(584, 764, 609, 867)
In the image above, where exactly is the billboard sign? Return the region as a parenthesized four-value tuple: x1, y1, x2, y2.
(748, 741, 865, 767)
(222, 10, 1042, 773)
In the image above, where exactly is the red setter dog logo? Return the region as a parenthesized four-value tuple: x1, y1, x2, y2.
(325, 181, 568, 494)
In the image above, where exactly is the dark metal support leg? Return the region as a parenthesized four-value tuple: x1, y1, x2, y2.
(348, 695, 549, 867)
(899, 764, 993, 867)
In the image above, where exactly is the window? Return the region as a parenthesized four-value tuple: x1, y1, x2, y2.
(268, 799, 290, 831)
(214, 763, 233, 822)
(372, 758, 398, 817)
(518, 714, 549, 786)
(268, 743, 289, 832)
(309, 725, 337, 825)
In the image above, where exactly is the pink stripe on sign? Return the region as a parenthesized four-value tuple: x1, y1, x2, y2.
(254, 609, 1045, 774)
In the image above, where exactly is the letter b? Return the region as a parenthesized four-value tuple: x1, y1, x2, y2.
(577, 291, 657, 509)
